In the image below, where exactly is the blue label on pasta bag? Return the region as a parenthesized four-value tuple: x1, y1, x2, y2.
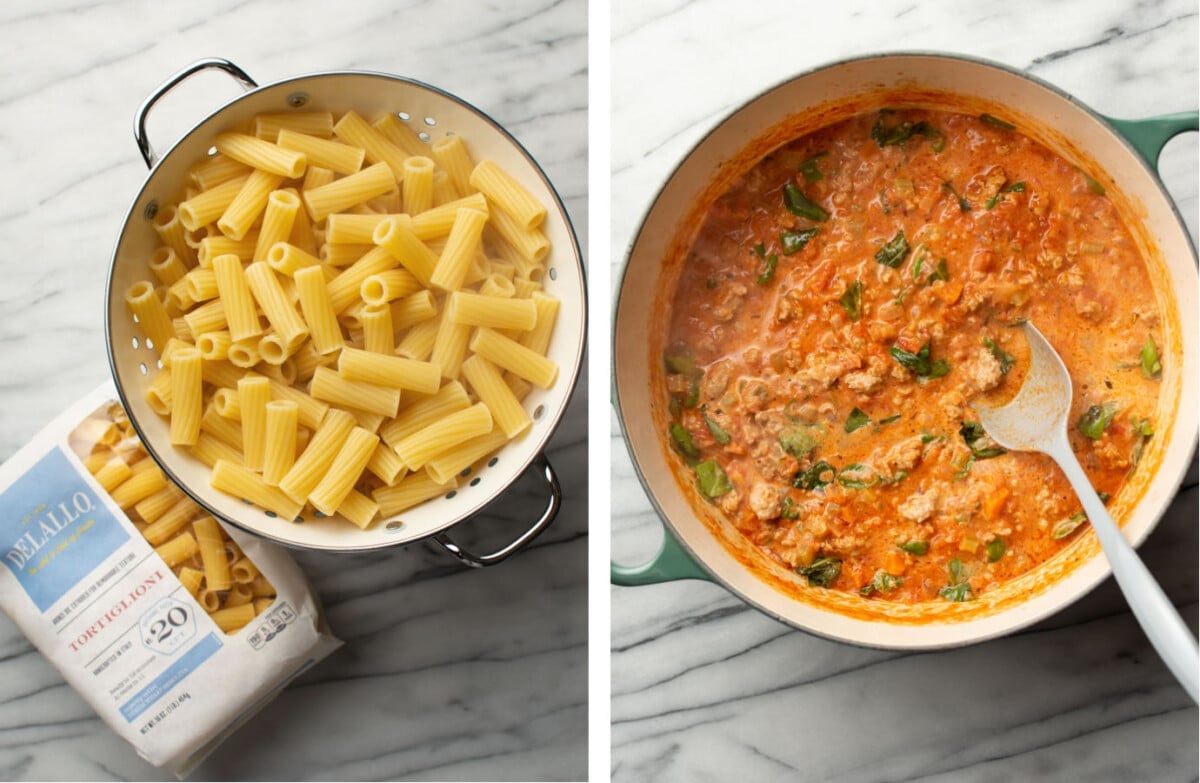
(0, 448, 129, 612)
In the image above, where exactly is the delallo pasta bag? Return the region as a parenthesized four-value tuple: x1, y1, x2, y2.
(0, 382, 341, 776)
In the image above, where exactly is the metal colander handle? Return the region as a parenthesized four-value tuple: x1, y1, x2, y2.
(134, 57, 258, 168)
(433, 454, 561, 567)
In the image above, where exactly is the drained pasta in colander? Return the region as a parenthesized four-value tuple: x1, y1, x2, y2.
(125, 109, 560, 530)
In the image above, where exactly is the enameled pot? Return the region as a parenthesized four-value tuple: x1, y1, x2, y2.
(612, 52, 1197, 648)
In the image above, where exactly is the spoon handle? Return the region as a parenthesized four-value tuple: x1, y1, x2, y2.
(1049, 436, 1199, 703)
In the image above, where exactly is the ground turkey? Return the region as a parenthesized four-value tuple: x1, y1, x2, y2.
(898, 490, 939, 523)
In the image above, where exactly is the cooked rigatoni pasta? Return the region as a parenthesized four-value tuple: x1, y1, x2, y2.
(303, 161, 395, 221)
(361, 269, 421, 305)
(262, 400, 299, 486)
(219, 169, 285, 241)
(326, 213, 390, 245)
(149, 246, 189, 285)
(126, 112, 565, 530)
(244, 262, 309, 347)
(401, 156, 435, 215)
(254, 189, 302, 262)
(309, 366, 400, 418)
(469, 160, 546, 229)
(178, 176, 248, 232)
(278, 408, 355, 504)
(169, 347, 202, 446)
(215, 132, 306, 179)
(333, 347, 438, 395)
(277, 129, 365, 175)
(470, 327, 558, 389)
(459, 354, 531, 438)
(430, 208, 488, 292)
(211, 254, 262, 342)
(190, 153, 252, 190)
(447, 290, 537, 331)
(125, 281, 176, 351)
(393, 402, 492, 469)
(334, 110, 409, 179)
(308, 427, 379, 515)
(430, 135, 474, 197)
(254, 111, 334, 142)
(238, 375, 270, 471)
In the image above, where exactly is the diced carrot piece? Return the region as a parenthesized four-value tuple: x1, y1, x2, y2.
(885, 550, 908, 575)
(983, 487, 1009, 519)
(932, 279, 964, 304)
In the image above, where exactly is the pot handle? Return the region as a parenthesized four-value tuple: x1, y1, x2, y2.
(432, 453, 561, 567)
(134, 58, 258, 169)
(611, 523, 712, 586)
(1105, 111, 1199, 169)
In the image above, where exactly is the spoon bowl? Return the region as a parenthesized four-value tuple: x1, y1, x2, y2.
(972, 321, 1198, 702)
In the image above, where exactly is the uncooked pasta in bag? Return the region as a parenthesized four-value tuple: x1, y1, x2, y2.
(0, 382, 341, 776)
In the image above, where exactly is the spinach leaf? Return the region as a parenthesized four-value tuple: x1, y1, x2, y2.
(942, 181, 971, 212)
(798, 152, 827, 182)
(911, 254, 925, 282)
(839, 280, 863, 321)
(1077, 402, 1119, 439)
(663, 350, 696, 376)
(870, 117, 943, 151)
(837, 463, 878, 489)
(879, 414, 902, 425)
(979, 113, 1016, 131)
(959, 421, 1006, 458)
(890, 341, 951, 379)
(669, 423, 700, 462)
(783, 183, 828, 222)
(860, 569, 903, 596)
(898, 540, 929, 556)
(702, 409, 731, 445)
(1131, 418, 1153, 467)
(695, 459, 733, 498)
(985, 337, 1016, 374)
(781, 227, 819, 254)
(797, 556, 842, 587)
(1083, 171, 1106, 195)
(925, 258, 950, 285)
(939, 582, 972, 602)
(779, 426, 822, 459)
(780, 496, 801, 520)
(756, 252, 779, 285)
(874, 230, 910, 268)
(939, 557, 973, 601)
(1052, 511, 1088, 540)
(664, 347, 703, 408)
(684, 373, 700, 408)
(845, 407, 871, 433)
(986, 538, 1006, 563)
(1141, 335, 1162, 379)
(793, 460, 835, 491)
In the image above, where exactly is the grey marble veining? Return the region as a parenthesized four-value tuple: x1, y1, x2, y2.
(611, 1, 1198, 781)
(0, 0, 587, 780)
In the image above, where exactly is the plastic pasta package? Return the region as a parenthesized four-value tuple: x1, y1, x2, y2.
(0, 381, 341, 776)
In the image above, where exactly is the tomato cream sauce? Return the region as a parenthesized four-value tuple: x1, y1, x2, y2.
(662, 109, 1164, 604)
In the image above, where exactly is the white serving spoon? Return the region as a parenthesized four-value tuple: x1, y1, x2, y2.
(971, 321, 1198, 703)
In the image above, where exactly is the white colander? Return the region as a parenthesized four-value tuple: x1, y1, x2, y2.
(105, 58, 585, 559)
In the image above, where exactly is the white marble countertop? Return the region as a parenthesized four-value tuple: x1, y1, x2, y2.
(611, 1, 1198, 781)
(0, 1, 587, 780)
